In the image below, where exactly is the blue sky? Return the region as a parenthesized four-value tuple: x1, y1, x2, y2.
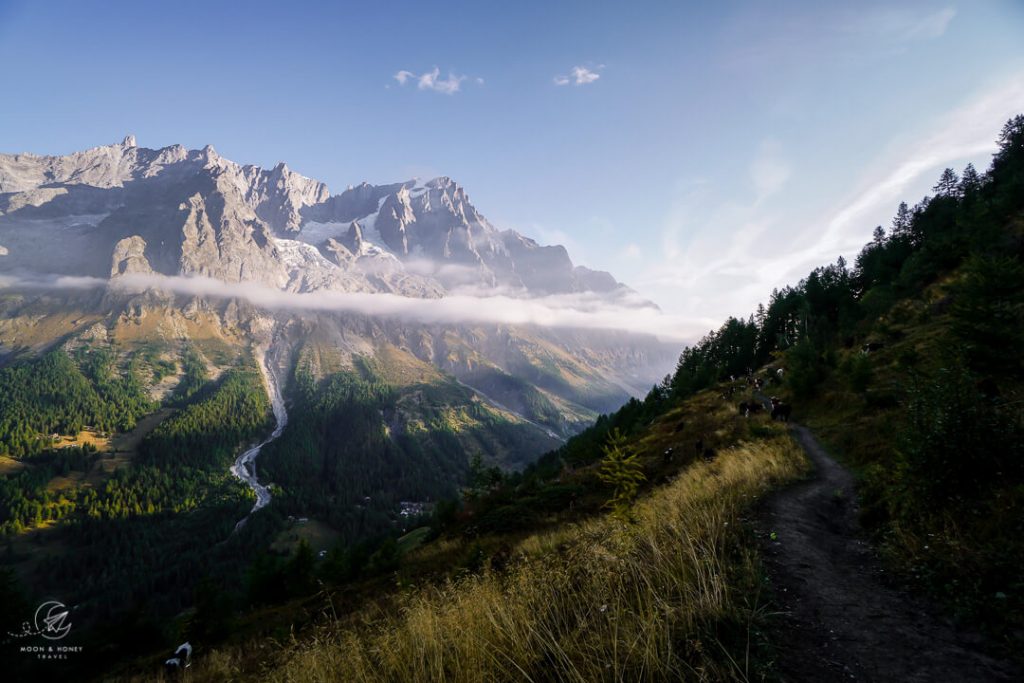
(1, 0, 1022, 335)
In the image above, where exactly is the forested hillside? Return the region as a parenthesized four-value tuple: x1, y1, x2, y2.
(0, 346, 280, 679)
(175, 115, 1024, 680)
(0, 348, 152, 457)
(260, 349, 563, 545)
(547, 114, 1024, 643)
(4, 116, 1022, 681)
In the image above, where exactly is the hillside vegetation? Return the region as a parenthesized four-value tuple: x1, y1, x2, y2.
(0, 343, 280, 680)
(542, 114, 1024, 645)
(137, 381, 805, 682)
(209, 438, 805, 682)
(156, 115, 1024, 680)
(5, 117, 1022, 680)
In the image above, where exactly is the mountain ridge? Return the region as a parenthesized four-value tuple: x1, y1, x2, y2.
(0, 136, 636, 303)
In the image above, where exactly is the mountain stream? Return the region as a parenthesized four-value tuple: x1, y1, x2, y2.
(231, 347, 287, 531)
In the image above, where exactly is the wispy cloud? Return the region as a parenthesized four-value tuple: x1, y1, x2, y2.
(871, 6, 956, 42)
(393, 67, 469, 95)
(642, 73, 1024, 328)
(720, 5, 956, 72)
(0, 272, 703, 342)
(554, 65, 602, 86)
(783, 75, 1024, 274)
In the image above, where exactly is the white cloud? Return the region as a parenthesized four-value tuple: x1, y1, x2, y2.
(418, 67, 464, 94)
(0, 272, 702, 342)
(554, 65, 602, 86)
(393, 67, 470, 95)
(623, 243, 642, 259)
(784, 74, 1024, 274)
(642, 72, 1024, 328)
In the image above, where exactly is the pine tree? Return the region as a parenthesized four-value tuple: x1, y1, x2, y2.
(598, 428, 646, 522)
(995, 114, 1024, 163)
(959, 163, 981, 196)
(891, 201, 912, 240)
(932, 167, 960, 197)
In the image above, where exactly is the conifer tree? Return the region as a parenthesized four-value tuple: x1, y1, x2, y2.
(598, 428, 645, 522)
(995, 114, 1024, 163)
(932, 167, 960, 197)
(891, 201, 912, 240)
(959, 163, 981, 196)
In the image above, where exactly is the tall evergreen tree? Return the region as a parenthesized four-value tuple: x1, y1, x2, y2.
(891, 201, 912, 240)
(994, 114, 1024, 164)
(959, 163, 981, 196)
(932, 167, 960, 198)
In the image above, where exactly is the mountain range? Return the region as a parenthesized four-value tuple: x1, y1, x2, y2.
(0, 135, 633, 300)
(0, 136, 675, 447)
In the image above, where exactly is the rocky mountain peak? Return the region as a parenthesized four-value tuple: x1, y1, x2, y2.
(0, 138, 637, 303)
(110, 235, 153, 276)
(344, 221, 364, 253)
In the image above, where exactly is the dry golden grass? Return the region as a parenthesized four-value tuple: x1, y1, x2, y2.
(182, 435, 807, 683)
(53, 429, 111, 451)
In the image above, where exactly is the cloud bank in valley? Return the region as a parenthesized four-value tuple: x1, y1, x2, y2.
(0, 272, 705, 343)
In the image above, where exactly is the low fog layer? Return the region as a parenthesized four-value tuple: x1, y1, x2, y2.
(0, 272, 704, 342)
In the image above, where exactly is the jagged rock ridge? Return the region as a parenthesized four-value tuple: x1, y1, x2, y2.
(0, 137, 636, 302)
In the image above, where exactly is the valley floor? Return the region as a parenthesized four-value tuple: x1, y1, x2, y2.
(758, 425, 1019, 682)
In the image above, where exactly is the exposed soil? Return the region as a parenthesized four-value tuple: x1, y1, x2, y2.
(757, 424, 1019, 682)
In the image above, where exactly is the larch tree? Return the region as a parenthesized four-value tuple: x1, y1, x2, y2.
(598, 428, 646, 522)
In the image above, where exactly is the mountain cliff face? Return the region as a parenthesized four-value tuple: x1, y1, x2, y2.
(0, 138, 673, 681)
(0, 137, 632, 299)
(0, 136, 675, 444)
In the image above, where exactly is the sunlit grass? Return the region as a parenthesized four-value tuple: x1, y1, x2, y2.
(183, 435, 807, 682)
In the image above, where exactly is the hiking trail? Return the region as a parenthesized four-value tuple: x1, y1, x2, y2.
(757, 424, 1018, 681)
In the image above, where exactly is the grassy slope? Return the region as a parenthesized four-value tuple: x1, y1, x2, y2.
(267, 441, 804, 683)
(129, 387, 809, 682)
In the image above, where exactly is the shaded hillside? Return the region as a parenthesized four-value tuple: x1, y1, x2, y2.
(96, 114, 1024, 682)
(117, 374, 808, 681)
(556, 114, 1024, 647)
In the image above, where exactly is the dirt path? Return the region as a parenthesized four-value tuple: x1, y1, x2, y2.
(757, 424, 1018, 682)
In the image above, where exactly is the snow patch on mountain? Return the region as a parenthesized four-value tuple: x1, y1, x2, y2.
(0, 138, 644, 306)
